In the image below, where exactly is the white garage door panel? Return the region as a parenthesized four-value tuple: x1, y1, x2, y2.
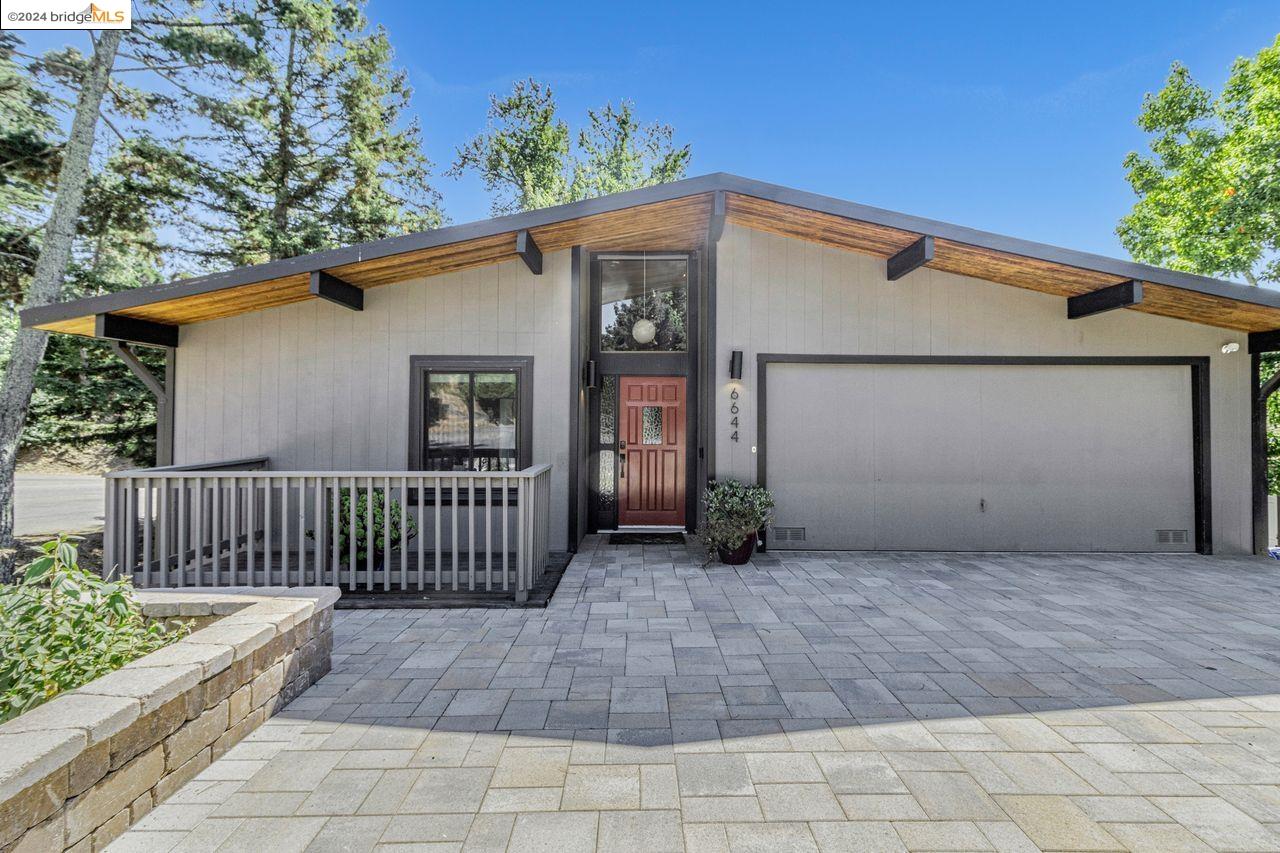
(766, 362, 1196, 552)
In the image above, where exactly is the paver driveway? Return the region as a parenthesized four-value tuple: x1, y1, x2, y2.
(111, 537, 1280, 852)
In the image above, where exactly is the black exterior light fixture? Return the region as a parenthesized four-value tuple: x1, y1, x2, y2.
(729, 350, 744, 381)
(583, 359, 599, 389)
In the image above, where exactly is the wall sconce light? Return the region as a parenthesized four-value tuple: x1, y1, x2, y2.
(729, 350, 744, 380)
(583, 359, 598, 389)
(1222, 342, 1241, 354)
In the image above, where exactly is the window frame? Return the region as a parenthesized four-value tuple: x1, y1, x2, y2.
(408, 355, 534, 472)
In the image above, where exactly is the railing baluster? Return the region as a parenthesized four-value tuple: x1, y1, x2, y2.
(416, 476, 425, 591)
(229, 477, 239, 586)
(468, 476, 475, 592)
(517, 475, 527, 602)
(330, 477, 339, 587)
(264, 477, 273, 584)
(176, 477, 186, 587)
(214, 476, 224, 586)
(297, 476, 307, 587)
(348, 476, 356, 591)
(193, 476, 204, 584)
(103, 479, 117, 581)
(283, 476, 292, 586)
(451, 475, 459, 591)
(501, 475, 508, 592)
(314, 476, 324, 585)
(247, 477, 256, 585)
(158, 479, 169, 586)
(141, 478, 153, 588)
(383, 478, 391, 592)
(365, 478, 374, 591)
(484, 475, 492, 591)
(399, 476, 408, 591)
(434, 476, 442, 591)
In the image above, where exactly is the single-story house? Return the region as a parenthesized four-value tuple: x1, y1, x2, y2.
(22, 173, 1280, 598)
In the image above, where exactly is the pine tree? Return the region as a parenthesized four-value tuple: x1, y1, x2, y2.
(452, 78, 690, 215)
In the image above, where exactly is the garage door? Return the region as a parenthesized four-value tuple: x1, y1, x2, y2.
(764, 361, 1197, 552)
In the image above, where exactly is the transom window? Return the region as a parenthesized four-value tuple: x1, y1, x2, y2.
(409, 357, 532, 472)
(599, 256, 689, 352)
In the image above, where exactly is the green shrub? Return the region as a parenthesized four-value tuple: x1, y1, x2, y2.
(0, 536, 188, 723)
(329, 488, 418, 565)
(699, 479, 775, 557)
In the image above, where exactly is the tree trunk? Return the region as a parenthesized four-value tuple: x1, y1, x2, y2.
(0, 30, 122, 581)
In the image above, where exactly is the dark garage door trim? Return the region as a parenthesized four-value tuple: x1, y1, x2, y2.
(755, 354, 1212, 554)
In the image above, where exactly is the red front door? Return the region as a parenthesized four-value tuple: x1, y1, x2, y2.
(618, 376, 687, 526)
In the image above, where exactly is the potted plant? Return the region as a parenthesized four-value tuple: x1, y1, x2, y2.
(700, 480, 775, 565)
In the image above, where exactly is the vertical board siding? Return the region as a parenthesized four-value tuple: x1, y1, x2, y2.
(174, 253, 572, 551)
(715, 223, 1253, 554)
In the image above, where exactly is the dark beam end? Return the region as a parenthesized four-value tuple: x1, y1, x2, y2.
(516, 230, 543, 275)
(95, 313, 178, 348)
(886, 235, 934, 281)
(1249, 329, 1280, 354)
(309, 270, 363, 311)
(1067, 280, 1143, 319)
(708, 190, 726, 244)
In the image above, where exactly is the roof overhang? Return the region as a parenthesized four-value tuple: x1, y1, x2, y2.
(22, 172, 1280, 337)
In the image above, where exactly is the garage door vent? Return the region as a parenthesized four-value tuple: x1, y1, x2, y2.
(1156, 529, 1189, 545)
(772, 526, 806, 542)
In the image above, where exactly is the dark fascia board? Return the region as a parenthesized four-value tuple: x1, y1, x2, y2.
(309, 270, 363, 310)
(707, 190, 726, 243)
(95, 313, 179, 348)
(886, 235, 934, 281)
(1249, 329, 1280, 354)
(1067, 280, 1143, 319)
(23, 172, 1280, 330)
(515, 230, 542, 275)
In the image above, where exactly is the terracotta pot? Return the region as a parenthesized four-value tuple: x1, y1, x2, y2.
(716, 534, 756, 565)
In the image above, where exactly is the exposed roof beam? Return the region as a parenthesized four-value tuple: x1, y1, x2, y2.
(886, 236, 934, 281)
(95, 313, 178, 348)
(1067, 280, 1143, 319)
(309, 270, 363, 311)
(1250, 329, 1280, 354)
(516, 230, 542, 275)
(708, 190, 726, 244)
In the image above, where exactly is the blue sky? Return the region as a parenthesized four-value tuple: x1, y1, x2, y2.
(372, 0, 1278, 261)
(18, 2, 1280, 264)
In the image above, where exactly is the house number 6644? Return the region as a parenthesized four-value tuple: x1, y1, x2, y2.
(729, 388, 740, 442)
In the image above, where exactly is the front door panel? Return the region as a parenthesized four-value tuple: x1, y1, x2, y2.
(618, 376, 686, 526)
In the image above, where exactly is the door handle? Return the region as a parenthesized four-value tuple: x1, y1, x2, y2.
(619, 441, 626, 478)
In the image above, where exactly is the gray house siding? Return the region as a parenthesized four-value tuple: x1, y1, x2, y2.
(713, 223, 1253, 554)
(173, 251, 573, 551)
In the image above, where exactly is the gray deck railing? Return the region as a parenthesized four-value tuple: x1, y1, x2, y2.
(103, 462, 552, 601)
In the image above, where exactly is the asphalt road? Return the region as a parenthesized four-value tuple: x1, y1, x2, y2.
(13, 473, 104, 536)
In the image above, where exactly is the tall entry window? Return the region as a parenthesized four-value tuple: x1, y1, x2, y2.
(599, 256, 689, 352)
(409, 356, 533, 472)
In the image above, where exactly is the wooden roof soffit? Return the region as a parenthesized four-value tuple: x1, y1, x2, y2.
(309, 270, 363, 311)
(1067, 280, 1143, 319)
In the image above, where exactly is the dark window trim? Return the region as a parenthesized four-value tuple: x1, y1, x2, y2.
(588, 251, 701, 532)
(755, 353, 1212, 555)
(408, 355, 533, 472)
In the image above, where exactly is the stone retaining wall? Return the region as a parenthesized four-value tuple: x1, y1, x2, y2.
(0, 587, 338, 852)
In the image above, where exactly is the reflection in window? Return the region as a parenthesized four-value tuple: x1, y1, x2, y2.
(425, 371, 518, 471)
(600, 257, 688, 352)
(641, 406, 663, 444)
